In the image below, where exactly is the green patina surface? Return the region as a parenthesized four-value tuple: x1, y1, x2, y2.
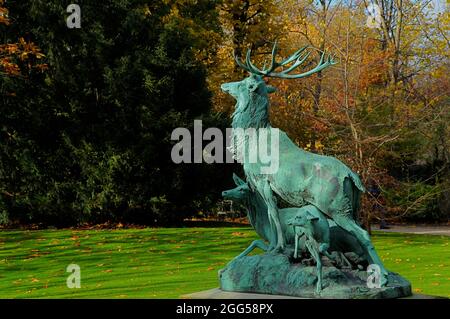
(221, 175, 404, 297)
(220, 254, 411, 298)
(219, 43, 407, 294)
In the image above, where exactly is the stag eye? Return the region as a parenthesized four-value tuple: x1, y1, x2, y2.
(248, 83, 259, 92)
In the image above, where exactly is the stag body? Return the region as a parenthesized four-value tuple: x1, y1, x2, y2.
(222, 173, 366, 267)
(221, 44, 389, 285)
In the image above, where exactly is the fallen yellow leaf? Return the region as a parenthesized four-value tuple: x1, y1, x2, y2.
(431, 282, 440, 286)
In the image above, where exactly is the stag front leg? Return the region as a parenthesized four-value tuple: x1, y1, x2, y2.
(261, 181, 285, 252)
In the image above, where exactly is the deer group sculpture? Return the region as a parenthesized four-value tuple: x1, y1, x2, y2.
(222, 173, 365, 267)
(221, 42, 390, 287)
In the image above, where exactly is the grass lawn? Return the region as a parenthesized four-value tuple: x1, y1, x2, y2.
(0, 226, 448, 298)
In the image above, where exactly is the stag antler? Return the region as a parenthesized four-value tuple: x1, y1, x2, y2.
(234, 41, 337, 79)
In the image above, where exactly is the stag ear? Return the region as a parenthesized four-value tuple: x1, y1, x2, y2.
(266, 85, 276, 94)
(232, 173, 246, 186)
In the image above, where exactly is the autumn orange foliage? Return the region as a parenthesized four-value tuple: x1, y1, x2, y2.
(0, 0, 47, 76)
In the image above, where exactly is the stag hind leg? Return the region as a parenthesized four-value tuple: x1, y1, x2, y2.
(261, 181, 285, 251)
(332, 215, 389, 286)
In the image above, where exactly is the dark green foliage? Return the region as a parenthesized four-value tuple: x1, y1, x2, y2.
(0, 0, 234, 226)
(385, 181, 448, 223)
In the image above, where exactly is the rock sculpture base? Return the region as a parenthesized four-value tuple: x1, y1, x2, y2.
(219, 254, 412, 299)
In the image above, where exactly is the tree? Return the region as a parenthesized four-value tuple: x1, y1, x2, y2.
(209, 0, 283, 114)
(0, 0, 47, 77)
(0, 0, 232, 226)
(215, 0, 449, 224)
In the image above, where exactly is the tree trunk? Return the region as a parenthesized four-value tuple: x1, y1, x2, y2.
(310, 1, 327, 153)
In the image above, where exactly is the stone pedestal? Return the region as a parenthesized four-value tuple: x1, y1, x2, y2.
(182, 288, 443, 299)
(218, 254, 412, 299)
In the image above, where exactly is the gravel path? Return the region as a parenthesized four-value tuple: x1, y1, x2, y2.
(372, 224, 450, 236)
